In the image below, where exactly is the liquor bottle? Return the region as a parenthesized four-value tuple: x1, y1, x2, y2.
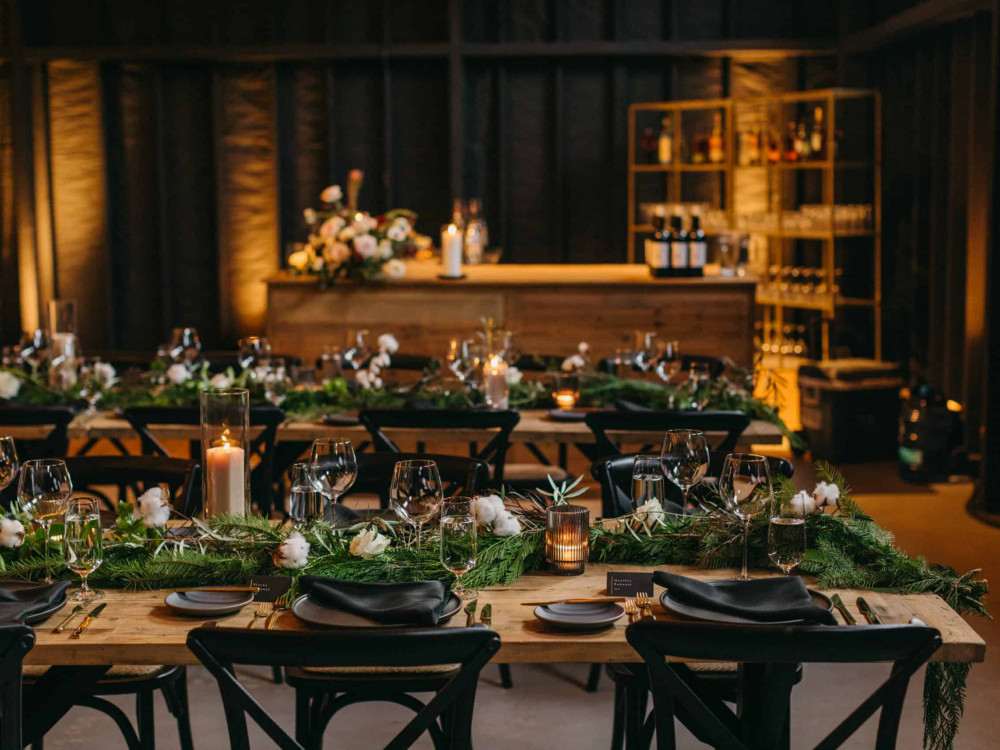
(464, 198, 487, 264)
(796, 121, 812, 159)
(687, 213, 706, 278)
(669, 214, 689, 276)
(784, 122, 798, 162)
(811, 107, 825, 160)
(451, 198, 466, 232)
(657, 116, 674, 165)
(644, 213, 671, 278)
(691, 130, 706, 164)
(747, 126, 762, 165)
(708, 112, 724, 164)
(640, 127, 657, 164)
(767, 128, 781, 164)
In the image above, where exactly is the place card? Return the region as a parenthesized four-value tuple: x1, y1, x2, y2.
(249, 575, 293, 603)
(606, 572, 654, 597)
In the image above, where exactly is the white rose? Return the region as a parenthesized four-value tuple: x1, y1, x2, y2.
(578, 342, 590, 354)
(492, 511, 522, 537)
(371, 352, 391, 370)
(790, 490, 818, 517)
(275, 532, 311, 569)
(303, 208, 317, 225)
(93, 362, 117, 388)
(349, 527, 390, 558)
(166, 364, 191, 385)
(377, 334, 399, 354)
(0, 370, 21, 400)
(355, 370, 373, 389)
(386, 223, 408, 242)
(473, 494, 505, 526)
(287, 249, 311, 272)
(0, 517, 25, 548)
(338, 225, 358, 242)
(561, 354, 586, 372)
(320, 184, 343, 203)
(353, 234, 378, 259)
(319, 216, 346, 239)
(813, 481, 840, 508)
(378, 239, 394, 260)
(311, 256, 325, 272)
(637, 498, 666, 527)
(210, 373, 233, 389)
(137, 487, 171, 528)
(505, 366, 523, 385)
(384, 258, 406, 279)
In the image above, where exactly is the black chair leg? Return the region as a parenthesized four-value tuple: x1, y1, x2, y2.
(498, 664, 513, 689)
(272, 666, 284, 685)
(162, 671, 195, 750)
(31, 742, 43, 750)
(136, 690, 155, 750)
(587, 663, 602, 692)
(610, 679, 626, 750)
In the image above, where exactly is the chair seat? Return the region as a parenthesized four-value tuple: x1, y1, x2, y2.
(23, 664, 171, 682)
(502, 463, 570, 484)
(287, 663, 460, 679)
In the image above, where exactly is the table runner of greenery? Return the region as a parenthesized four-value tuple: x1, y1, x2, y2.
(0, 463, 985, 749)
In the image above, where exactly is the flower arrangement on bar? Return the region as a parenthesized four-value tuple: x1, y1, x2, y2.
(287, 169, 431, 287)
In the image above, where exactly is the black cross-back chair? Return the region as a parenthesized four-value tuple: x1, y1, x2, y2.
(0, 624, 34, 750)
(188, 624, 500, 750)
(592, 452, 794, 518)
(359, 409, 520, 488)
(63, 456, 201, 515)
(626, 621, 942, 750)
(599, 354, 727, 379)
(0, 405, 76, 460)
(584, 410, 751, 459)
(123, 405, 285, 515)
(342, 452, 490, 510)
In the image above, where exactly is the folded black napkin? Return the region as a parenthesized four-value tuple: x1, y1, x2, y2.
(299, 576, 450, 626)
(0, 581, 71, 624)
(613, 399, 652, 412)
(653, 571, 837, 625)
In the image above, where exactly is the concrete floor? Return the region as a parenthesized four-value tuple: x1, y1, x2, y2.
(37, 457, 1000, 749)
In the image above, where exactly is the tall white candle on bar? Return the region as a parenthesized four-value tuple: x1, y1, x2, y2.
(441, 224, 463, 278)
(206, 430, 246, 516)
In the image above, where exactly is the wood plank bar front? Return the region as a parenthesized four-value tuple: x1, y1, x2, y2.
(27, 564, 985, 667)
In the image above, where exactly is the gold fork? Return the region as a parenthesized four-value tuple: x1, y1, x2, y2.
(624, 598, 638, 624)
(265, 593, 291, 630)
(635, 592, 653, 619)
(248, 602, 272, 629)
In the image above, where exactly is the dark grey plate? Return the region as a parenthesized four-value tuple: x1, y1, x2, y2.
(533, 602, 625, 632)
(291, 592, 462, 629)
(659, 585, 834, 625)
(321, 413, 360, 426)
(164, 590, 254, 617)
(0, 581, 68, 625)
(547, 409, 587, 422)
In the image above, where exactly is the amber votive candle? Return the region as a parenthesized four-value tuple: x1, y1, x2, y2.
(545, 505, 590, 576)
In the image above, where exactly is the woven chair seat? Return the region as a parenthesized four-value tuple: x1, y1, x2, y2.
(288, 663, 460, 679)
(23, 664, 170, 682)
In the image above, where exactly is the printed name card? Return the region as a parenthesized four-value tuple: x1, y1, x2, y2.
(606, 572, 654, 597)
(249, 575, 293, 603)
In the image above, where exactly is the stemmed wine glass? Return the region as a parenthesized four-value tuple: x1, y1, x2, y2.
(169, 327, 201, 365)
(263, 359, 291, 406)
(718, 453, 773, 581)
(310, 438, 358, 519)
(654, 340, 682, 384)
(499, 331, 521, 365)
(390, 459, 443, 547)
(631, 454, 666, 511)
(446, 339, 481, 383)
(633, 331, 659, 374)
(343, 330, 371, 371)
(685, 361, 712, 410)
(0, 437, 19, 492)
(64, 496, 104, 601)
(18, 458, 73, 584)
(440, 498, 478, 601)
(660, 430, 710, 508)
(768, 502, 806, 576)
(238, 336, 271, 371)
(19, 329, 50, 376)
(77, 358, 106, 413)
(287, 462, 324, 525)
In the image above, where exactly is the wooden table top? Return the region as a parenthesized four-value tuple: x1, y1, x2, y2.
(27, 564, 985, 667)
(5, 410, 784, 447)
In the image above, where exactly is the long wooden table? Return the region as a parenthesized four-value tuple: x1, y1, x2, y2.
(28, 564, 985, 667)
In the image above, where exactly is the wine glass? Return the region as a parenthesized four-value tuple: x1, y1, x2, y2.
(499, 331, 521, 365)
(768, 504, 806, 576)
(18, 458, 73, 584)
(310, 438, 358, 517)
(0, 436, 19, 492)
(64, 496, 104, 601)
(446, 338, 480, 383)
(660, 430, 710, 507)
(238, 336, 271, 370)
(169, 327, 201, 365)
(77, 358, 106, 413)
(440, 498, 477, 601)
(389, 459, 443, 547)
(263, 360, 291, 406)
(719, 453, 773, 581)
(287, 462, 324, 525)
(343, 330, 371, 371)
(654, 340, 681, 384)
(19, 329, 50, 376)
(633, 331, 659, 373)
(631, 454, 666, 511)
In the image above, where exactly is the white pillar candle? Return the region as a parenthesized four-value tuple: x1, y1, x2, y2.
(440, 224, 463, 278)
(483, 355, 509, 409)
(206, 437, 246, 516)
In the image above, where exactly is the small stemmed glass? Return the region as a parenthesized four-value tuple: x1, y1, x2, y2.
(390, 459, 443, 547)
(630, 454, 666, 511)
(719, 453, 773, 581)
(169, 327, 201, 365)
(660, 430, 710, 508)
(654, 340, 682, 384)
(18, 458, 73, 584)
(64, 496, 104, 602)
(440, 498, 478, 601)
(310, 438, 358, 520)
(768, 501, 806, 576)
(0, 436, 19, 493)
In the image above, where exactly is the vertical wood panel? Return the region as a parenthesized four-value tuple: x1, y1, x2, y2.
(330, 64, 385, 214)
(0, 65, 18, 340)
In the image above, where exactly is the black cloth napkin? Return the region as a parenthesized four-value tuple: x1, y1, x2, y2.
(0, 581, 71, 623)
(653, 571, 837, 625)
(299, 576, 450, 626)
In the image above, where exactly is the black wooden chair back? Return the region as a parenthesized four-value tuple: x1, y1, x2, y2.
(591, 452, 793, 517)
(199, 352, 303, 374)
(187, 624, 500, 750)
(64, 455, 201, 515)
(122, 405, 284, 514)
(626, 620, 941, 750)
(512, 354, 565, 372)
(342, 452, 491, 509)
(0, 624, 35, 750)
(359, 409, 519, 487)
(599, 354, 727, 379)
(584, 410, 750, 458)
(0, 405, 76, 460)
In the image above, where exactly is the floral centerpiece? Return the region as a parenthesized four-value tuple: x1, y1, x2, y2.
(287, 170, 431, 287)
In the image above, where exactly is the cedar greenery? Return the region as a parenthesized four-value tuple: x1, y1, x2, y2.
(0, 464, 985, 749)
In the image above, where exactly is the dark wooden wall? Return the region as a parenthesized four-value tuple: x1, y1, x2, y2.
(0, 0, 837, 351)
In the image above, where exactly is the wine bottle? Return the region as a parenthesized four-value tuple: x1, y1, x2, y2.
(640, 127, 657, 164)
(688, 214, 706, 278)
(811, 107, 825, 160)
(644, 213, 671, 278)
(796, 121, 812, 159)
(669, 214, 689, 276)
(657, 117, 674, 166)
(784, 122, 798, 162)
(708, 112, 724, 164)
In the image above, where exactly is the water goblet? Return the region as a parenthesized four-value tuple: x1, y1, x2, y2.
(64, 496, 104, 602)
(0, 436, 19, 492)
(389, 459, 443, 547)
(310, 438, 358, 519)
(768, 504, 806, 576)
(440, 498, 478, 601)
(719, 453, 773, 581)
(18, 458, 73, 584)
(660, 430, 710, 508)
(287, 462, 324, 525)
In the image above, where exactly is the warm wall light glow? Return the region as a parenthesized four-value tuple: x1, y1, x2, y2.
(946, 400, 962, 412)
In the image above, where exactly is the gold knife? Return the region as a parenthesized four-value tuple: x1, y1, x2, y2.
(479, 603, 492, 627)
(464, 599, 478, 627)
(856, 597, 881, 624)
(830, 594, 857, 625)
(53, 604, 84, 634)
(71, 603, 107, 638)
(521, 597, 627, 606)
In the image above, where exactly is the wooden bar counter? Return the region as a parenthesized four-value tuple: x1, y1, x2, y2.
(265, 262, 757, 366)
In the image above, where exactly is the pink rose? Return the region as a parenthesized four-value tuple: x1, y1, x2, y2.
(353, 234, 378, 259)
